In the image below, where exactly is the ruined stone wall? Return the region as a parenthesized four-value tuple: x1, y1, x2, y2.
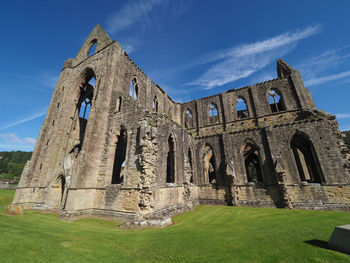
(12, 25, 350, 220)
(181, 68, 317, 137)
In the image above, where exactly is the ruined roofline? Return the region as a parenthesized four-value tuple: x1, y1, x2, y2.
(68, 25, 299, 108)
(180, 59, 300, 105)
(123, 49, 178, 105)
(181, 76, 285, 105)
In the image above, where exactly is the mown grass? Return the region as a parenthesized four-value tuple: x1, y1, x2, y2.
(0, 189, 349, 262)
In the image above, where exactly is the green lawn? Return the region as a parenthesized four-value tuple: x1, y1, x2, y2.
(0, 190, 349, 262)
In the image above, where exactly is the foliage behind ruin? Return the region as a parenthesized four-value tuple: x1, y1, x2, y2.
(343, 131, 350, 150)
(0, 151, 32, 182)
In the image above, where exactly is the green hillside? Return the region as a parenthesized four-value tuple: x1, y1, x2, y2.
(0, 190, 349, 263)
(0, 151, 32, 182)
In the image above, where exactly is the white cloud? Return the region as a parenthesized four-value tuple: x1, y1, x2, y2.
(0, 134, 36, 148)
(16, 72, 58, 91)
(0, 110, 46, 131)
(186, 25, 320, 89)
(37, 72, 59, 88)
(123, 43, 134, 54)
(249, 72, 277, 85)
(106, 0, 169, 34)
(297, 45, 350, 81)
(304, 70, 350, 87)
(336, 113, 350, 119)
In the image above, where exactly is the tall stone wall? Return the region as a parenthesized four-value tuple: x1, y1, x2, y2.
(11, 25, 350, 220)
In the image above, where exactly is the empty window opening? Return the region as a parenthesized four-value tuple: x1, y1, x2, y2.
(111, 127, 127, 184)
(243, 144, 263, 183)
(46, 140, 49, 146)
(188, 148, 193, 183)
(78, 97, 91, 119)
(203, 145, 216, 184)
(166, 135, 175, 183)
(130, 78, 138, 100)
(77, 70, 95, 145)
(236, 97, 249, 119)
(39, 163, 42, 170)
(88, 39, 97, 57)
(209, 103, 218, 117)
(153, 95, 158, 112)
(57, 103, 60, 108)
(116, 96, 122, 112)
(208, 103, 218, 124)
(291, 133, 323, 183)
(268, 89, 285, 113)
(52, 120, 55, 126)
(184, 109, 193, 128)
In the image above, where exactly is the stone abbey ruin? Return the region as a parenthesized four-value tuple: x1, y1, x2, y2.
(11, 25, 350, 220)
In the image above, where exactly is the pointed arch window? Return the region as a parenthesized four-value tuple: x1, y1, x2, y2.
(78, 76, 95, 120)
(208, 103, 218, 123)
(130, 78, 138, 100)
(184, 109, 193, 128)
(202, 145, 216, 184)
(236, 97, 249, 119)
(88, 39, 97, 57)
(79, 97, 91, 119)
(111, 126, 127, 184)
(243, 143, 263, 183)
(268, 89, 285, 113)
(77, 70, 95, 145)
(153, 95, 159, 112)
(166, 135, 175, 183)
(291, 133, 323, 183)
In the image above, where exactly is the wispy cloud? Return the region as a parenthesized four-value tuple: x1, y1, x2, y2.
(0, 110, 46, 131)
(249, 72, 277, 85)
(106, 0, 170, 34)
(0, 133, 36, 151)
(185, 25, 320, 89)
(0, 134, 36, 145)
(123, 43, 134, 54)
(37, 72, 58, 88)
(16, 72, 58, 91)
(336, 113, 350, 119)
(304, 70, 350, 86)
(297, 45, 350, 87)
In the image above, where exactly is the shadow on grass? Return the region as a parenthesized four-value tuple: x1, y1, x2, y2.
(304, 239, 350, 255)
(304, 239, 328, 249)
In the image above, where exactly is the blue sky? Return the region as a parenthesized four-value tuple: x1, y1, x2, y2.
(1, 0, 350, 151)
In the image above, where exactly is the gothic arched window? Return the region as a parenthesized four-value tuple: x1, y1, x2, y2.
(208, 103, 218, 123)
(166, 135, 175, 183)
(202, 144, 216, 184)
(77, 70, 95, 145)
(243, 143, 263, 183)
(153, 95, 158, 112)
(291, 133, 323, 183)
(130, 78, 138, 100)
(236, 97, 249, 119)
(88, 39, 97, 57)
(268, 89, 285, 113)
(184, 109, 193, 128)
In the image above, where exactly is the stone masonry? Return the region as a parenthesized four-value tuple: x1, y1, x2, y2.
(11, 25, 350, 220)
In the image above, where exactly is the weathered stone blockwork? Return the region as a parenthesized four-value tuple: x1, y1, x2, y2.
(12, 25, 350, 220)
